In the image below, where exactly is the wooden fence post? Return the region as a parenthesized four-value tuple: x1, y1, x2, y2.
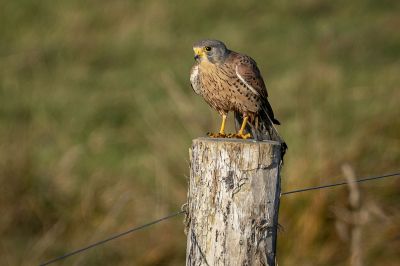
(185, 138, 283, 266)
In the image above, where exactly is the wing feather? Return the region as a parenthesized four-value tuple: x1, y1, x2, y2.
(234, 55, 268, 99)
(231, 53, 280, 124)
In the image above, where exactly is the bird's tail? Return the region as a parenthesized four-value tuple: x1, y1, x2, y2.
(234, 100, 287, 160)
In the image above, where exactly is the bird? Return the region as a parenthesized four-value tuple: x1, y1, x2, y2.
(190, 39, 285, 145)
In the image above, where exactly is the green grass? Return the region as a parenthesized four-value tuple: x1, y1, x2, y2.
(1, 0, 399, 265)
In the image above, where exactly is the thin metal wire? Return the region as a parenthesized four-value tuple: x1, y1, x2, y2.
(281, 171, 400, 196)
(39, 210, 185, 266)
(39, 171, 400, 265)
(190, 229, 210, 266)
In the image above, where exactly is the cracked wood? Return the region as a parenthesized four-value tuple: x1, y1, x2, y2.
(186, 138, 282, 266)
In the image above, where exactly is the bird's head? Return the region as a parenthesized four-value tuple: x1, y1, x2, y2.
(193, 39, 230, 64)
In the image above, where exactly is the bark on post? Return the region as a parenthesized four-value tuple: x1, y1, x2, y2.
(185, 138, 283, 266)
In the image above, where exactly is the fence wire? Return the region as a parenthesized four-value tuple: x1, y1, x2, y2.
(39, 171, 400, 266)
(39, 211, 184, 266)
(281, 172, 399, 195)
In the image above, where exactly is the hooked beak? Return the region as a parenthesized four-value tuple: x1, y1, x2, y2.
(193, 47, 204, 61)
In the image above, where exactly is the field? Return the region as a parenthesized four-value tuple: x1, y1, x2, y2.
(1, 0, 399, 265)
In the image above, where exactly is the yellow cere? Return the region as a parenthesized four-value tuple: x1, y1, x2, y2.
(193, 47, 205, 57)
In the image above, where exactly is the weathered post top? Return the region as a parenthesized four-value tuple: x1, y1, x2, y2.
(186, 138, 283, 266)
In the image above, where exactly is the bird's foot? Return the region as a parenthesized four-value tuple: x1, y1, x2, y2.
(207, 132, 252, 139)
(232, 133, 252, 139)
(207, 132, 228, 138)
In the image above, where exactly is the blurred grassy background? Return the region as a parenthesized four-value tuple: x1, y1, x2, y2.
(1, 0, 399, 265)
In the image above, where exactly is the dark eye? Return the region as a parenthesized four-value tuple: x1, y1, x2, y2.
(205, 46, 211, 51)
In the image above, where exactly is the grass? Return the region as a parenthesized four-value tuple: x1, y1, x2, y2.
(0, 0, 399, 265)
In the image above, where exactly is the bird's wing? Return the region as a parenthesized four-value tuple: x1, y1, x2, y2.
(190, 64, 202, 95)
(232, 53, 280, 125)
(233, 54, 269, 99)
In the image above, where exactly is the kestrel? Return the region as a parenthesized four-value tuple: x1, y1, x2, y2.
(190, 39, 283, 142)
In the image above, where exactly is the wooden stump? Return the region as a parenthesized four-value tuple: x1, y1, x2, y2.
(185, 138, 283, 266)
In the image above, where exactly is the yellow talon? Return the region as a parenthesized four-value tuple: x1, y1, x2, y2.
(238, 116, 248, 135)
(233, 133, 251, 139)
(207, 132, 227, 138)
(207, 114, 252, 139)
(232, 116, 252, 139)
(219, 114, 227, 134)
(207, 114, 228, 138)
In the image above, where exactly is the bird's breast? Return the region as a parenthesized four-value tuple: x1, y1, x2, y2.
(198, 60, 218, 74)
(196, 61, 261, 114)
(190, 65, 202, 95)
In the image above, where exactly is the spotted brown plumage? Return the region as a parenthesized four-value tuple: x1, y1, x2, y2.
(190, 39, 284, 144)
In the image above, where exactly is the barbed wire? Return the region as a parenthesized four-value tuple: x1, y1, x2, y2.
(39, 171, 400, 266)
